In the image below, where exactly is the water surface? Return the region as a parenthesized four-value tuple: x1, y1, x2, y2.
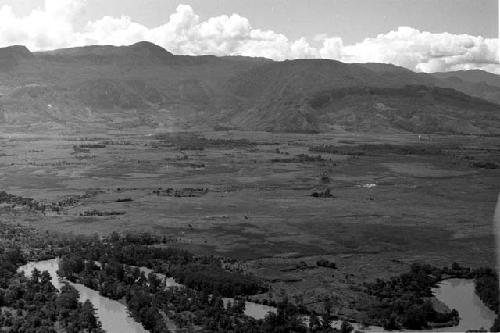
(433, 278, 496, 332)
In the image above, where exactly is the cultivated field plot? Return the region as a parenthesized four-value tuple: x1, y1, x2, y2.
(1, 129, 498, 316)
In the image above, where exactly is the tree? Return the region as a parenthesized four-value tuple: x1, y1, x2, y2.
(309, 314, 321, 331)
(403, 305, 427, 330)
(40, 270, 52, 285)
(109, 231, 121, 243)
(383, 313, 400, 330)
(56, 284, 79, 312)
(31, 268, 41, 283)
(79, 299, 102, 332)
(491, 315, 500, 333)
(340, 320, 353, 333)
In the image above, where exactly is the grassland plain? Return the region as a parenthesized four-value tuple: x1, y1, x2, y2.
(0, 129, 498, 318)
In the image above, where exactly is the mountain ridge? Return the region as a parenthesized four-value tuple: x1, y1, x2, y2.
(431, 70, 500, 88)
(0, 42, 499, 134)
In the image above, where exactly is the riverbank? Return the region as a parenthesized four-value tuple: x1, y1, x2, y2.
(19, 258, 149, 333)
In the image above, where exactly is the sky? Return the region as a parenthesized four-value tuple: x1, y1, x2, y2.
(0, 0, 498, 73)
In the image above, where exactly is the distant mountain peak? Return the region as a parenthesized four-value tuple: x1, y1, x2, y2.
(130, 41, 166, 50)
(128, 41, 174, 59)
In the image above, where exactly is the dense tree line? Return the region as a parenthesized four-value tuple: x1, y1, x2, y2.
(473, 267, 500, 333)
(491, 316, 500, 332)
(309, 143, 443, 156)
(63, 233, 264, 298)
(0, 190, 84, 215)
(271, 154, 326, 163)
(173, 264, 262, 297)
(474, 267, 499, 313)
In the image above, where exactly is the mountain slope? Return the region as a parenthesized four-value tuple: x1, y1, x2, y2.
(305, 85, 500, 134)
(224, 60, 500, 133)
(0, 42, 499, 134)
(432, 70, 500, 88)
(359, 63, 500, 105)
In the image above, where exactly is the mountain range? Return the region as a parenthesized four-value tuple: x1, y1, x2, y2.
(0, 41, 498, 134)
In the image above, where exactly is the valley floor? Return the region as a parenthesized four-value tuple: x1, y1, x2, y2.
(0, 128, 498, 318)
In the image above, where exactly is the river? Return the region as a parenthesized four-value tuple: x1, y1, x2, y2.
(18, 259, 279, 331)
(18, 258, 148, 333)
(433, 278, 496, 332)
(18, 259, 496, 332)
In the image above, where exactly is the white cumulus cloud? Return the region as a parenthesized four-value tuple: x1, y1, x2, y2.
(0, 0, 83, 50)
(343, 27, 499, 73)
(0, 0, 498, 74)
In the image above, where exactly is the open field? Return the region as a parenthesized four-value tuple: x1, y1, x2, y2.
(1, 129, 498, 318)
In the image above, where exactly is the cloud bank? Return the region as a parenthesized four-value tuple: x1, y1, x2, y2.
(0, 0, 498, 73)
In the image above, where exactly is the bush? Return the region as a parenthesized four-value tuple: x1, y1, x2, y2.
(316, 259, 337, 269)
